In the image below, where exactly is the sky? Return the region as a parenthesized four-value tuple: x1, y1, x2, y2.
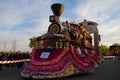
(0, 0, 120, 52)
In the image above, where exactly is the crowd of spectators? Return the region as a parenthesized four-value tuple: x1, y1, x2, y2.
(0, 51, 30, 61)
(0, 51, 31, 70)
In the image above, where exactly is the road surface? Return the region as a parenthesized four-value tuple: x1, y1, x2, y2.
(0, 59, 120, 80)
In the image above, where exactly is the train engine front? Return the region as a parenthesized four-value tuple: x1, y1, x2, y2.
(36, 3, 92, 49)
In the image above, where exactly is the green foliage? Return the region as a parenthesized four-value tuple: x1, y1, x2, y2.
(29, 37, 39, 48)
(99, 45, 109, 55)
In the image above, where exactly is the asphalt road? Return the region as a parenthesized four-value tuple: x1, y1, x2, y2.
(0, 59, 120, 80)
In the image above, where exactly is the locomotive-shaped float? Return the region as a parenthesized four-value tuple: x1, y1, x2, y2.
(21, 3, 101, 79)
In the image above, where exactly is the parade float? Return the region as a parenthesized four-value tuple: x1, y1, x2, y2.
(21, 3, 101, 79)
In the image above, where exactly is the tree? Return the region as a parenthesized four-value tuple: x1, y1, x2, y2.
(99, 44, 109, 56)
(109, 43, 120, 56)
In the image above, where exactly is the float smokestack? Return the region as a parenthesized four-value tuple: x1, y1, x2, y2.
(51, 3, 64, 17)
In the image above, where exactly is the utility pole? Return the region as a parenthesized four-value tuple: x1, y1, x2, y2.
(12, 39, 16, 52)
(4, 41, 6, 52)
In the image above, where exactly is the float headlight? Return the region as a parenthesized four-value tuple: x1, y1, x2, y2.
(48, 23, 61, 33)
